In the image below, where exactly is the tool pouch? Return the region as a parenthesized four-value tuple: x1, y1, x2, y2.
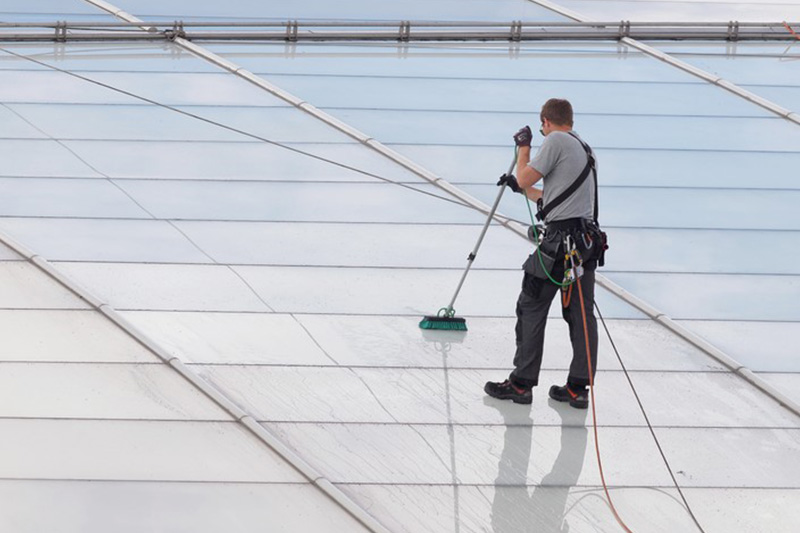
(577, 221, 609, 267)
(523, 236, 560, 280)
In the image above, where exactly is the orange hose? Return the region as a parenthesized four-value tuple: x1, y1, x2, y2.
(576, 275, 634, 533)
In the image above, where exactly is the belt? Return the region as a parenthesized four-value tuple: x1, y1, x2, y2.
(546, 217, 588, 232)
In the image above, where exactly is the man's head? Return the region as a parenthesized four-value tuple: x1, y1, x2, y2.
(539, 98, 573, 136)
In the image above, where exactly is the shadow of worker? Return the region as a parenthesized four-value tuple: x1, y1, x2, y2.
(488, 398, 588, 532)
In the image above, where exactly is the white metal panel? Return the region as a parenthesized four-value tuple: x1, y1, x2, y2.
(0, 242, 21, 260)
(0, 363, 232, 420)
(0, 480, 372, 533)
(0, 262, 90, 310)
(121, 311, 335, 365)
(0, 310, 158, 363)
(0, 419, 305, 482)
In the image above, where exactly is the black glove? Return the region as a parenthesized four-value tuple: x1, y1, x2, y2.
(513, 126, 532, 147)
(497, 173, 522, 193)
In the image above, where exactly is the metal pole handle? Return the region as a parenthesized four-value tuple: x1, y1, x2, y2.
(444, 153, 518, 313)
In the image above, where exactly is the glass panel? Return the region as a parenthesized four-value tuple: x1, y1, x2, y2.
(0, 0, 114, 21)
(0, 310, 158, 363)
(123, 311, 335, 365)
(460, 184, 800, 231)
(656, 427, 800, 487)
(0, 218, 214, 264)
(61, 140, 419, 182)
(113, 181, 486, 223)
(596, 228, 800, 275)
(554, 1, 800, 22)
(112, 0, 565, 22)
(295, 314, 726, 372)
(0, 105, 47, 139)
(652, 42, 800, 113)
(345, 485, 706, 533)
(4, 103, 353, 143)
(0, 70, 292, 107)
(0, 177, 152, 218)
(0, 139, 108, 178)
(605, 272, 800, 321)
(676, 321, 800, 372)
(322, 109, 800, 151)
(171, 221, 523, 268)
(269, 422, 675, 485)
(393, 144, 800, 189)
(0, 480, 372, 533)
(0, 262, 90, 310)
(0, 419, 304, 482)
(57, 263, 270, 312)
(202, 366, 794, 428)
(0, 363, 231, 420)
(57, 262, 644, 317)
(0, 44, 223, 73)
(0, 242, 21, 260)
(757, 373, 800, 408)
(263, 73, 765, 116)
(208, 42, 694, 82)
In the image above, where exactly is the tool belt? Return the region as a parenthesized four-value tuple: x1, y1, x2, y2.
(545, 217, 608, 268)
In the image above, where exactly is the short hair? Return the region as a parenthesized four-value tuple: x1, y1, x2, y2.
(540, 98, 573, 127)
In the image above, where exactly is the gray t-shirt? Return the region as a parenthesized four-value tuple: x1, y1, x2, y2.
(529, 130, 596, 223)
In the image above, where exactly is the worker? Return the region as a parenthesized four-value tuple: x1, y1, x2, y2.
(484, 98, 606, 409)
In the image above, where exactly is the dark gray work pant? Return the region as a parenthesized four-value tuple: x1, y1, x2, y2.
(510, 264, 598, 389)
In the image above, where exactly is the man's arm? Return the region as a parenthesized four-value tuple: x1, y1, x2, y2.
(516, 146, 544, 201)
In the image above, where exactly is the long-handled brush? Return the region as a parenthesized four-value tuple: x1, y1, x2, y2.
(420, 154, 517, 331)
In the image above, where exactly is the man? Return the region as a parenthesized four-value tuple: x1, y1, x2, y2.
(485, 98, 602, 409)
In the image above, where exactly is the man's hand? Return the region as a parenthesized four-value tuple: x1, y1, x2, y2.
(513, 126, 532, 147)
(497, 173, 522, 193)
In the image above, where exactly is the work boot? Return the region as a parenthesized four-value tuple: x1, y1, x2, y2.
(484, 379, 532, 404)
(549, 384, 589, 409)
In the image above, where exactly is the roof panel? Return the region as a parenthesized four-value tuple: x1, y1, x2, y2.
(0, 480, 372, 533)
(0, 310, 158, 363)
(0, 419, 305, 482)
(0, 363, 231, 420)
(0, 262, 90, 310)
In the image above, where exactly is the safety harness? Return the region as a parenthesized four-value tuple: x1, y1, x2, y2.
(535, 131, 598, 224)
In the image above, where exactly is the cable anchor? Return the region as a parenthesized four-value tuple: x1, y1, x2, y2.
(726, 20, 740, 41)
(54, 21, 67, 43)
(165, 21, 186, 41)
(618, 20, 631, 39)
(285, 20, 299, 42)
(510, 20, 523, 42)
(398, 20, 411, 42)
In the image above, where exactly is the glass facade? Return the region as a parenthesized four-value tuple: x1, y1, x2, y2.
(1, 1, 798, 532)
